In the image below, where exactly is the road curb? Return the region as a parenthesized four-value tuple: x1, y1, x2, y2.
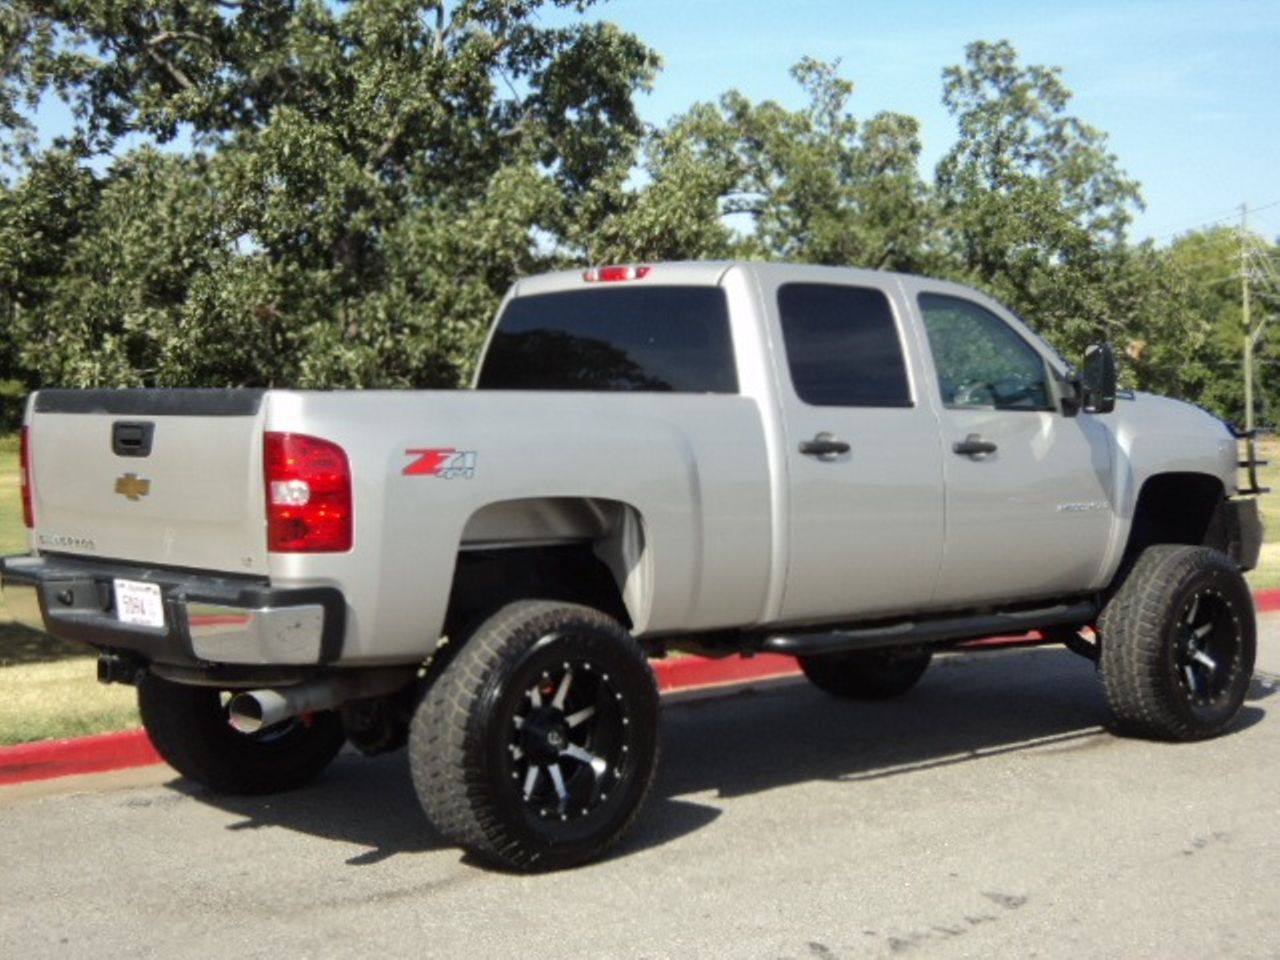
(652, 651, 799, 691)
(0, 655, 805, 787)
(0, 729, 161, 786)
(1258, 587, 1280, 614)
(4, 588, 1279, 788)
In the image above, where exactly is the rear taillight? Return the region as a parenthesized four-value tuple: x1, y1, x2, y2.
(263, 432, 353, 553)
(18, 425, 33, 529)
(582, 264, 651, 282)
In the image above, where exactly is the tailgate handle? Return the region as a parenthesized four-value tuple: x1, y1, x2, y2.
(112, 421, 155, 458)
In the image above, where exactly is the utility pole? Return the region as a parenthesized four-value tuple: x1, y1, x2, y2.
(1242, 202, 1253, 432)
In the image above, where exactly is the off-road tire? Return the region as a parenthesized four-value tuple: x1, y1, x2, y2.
(1098, 545, 1255, 741)
(137, 675, 346, 794)
(798, 647, 933, 700)
(409, 600, 660, 872)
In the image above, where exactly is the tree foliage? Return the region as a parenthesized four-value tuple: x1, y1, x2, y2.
(934, 40, 1146, 362)
(1136, 227, 1280, 425)
(0, 11, 1271, 426)
(593, 57, 934, 272)
(1, 0, 659, 389)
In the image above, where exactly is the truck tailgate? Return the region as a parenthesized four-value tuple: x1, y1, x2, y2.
(27, 390, 269, 576)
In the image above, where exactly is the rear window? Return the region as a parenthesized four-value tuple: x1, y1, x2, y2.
(476, 286, 737, 393)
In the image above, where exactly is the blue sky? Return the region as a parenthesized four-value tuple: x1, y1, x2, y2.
(555, 0, 1280, 243)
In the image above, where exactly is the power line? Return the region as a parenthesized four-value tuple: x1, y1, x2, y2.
(1250, 209, 1280, 233)
(1148, 204, 1251, 240)
(1150, 197, 1280, 242)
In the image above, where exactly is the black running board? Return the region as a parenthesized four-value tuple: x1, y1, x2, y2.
(760, 600, 1099, 657)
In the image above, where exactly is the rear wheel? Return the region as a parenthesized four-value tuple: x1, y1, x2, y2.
(1098, 545, 1255, 741)
(137, 675, 346, 794)
(798, 647, 933, 700)
(409, 600, 659, 872)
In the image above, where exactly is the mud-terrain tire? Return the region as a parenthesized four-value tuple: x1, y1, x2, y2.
(409, 600, 659, 872)
(137, 675, 346, 794)
(798, 647, 933, 700)
(1098, 545, 1255, 741)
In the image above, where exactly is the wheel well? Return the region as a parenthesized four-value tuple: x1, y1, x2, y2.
(1121, 473, 1225, 569)
(445, 497, 649, 640)
(443, 544, 632, 640)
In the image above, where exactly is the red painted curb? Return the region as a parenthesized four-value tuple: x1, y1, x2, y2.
(652, 652, 799, 692)
(3, 589, 1277, 787)
(0, 728, 159, 786)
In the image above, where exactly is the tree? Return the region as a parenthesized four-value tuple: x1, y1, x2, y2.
(2, 17, 1264, 428)
(593, 57, 934, 271)
(0, 1, 659, 389)
(1144, 227, 1280, 425)
(934, 40, 1144, 362)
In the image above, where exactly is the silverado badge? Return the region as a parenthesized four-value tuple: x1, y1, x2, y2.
(114, 473, 152, 501)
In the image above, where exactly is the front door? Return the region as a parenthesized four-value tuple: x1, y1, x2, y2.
(910, 287, 1114, 607)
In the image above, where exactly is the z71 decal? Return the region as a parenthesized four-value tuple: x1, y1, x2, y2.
(403, 448, 477, 479)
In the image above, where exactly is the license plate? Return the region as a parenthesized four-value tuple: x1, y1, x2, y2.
(113, 579, 166, 629)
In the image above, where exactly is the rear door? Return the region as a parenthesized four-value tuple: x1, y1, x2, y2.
(908, 285, 1114, 606)
(762, 275, 946, 624)
(27, 390, 270, 576)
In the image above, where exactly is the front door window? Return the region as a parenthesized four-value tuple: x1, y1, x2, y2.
(918, 293, 1053, 411)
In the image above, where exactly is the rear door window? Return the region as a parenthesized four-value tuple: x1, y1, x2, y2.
(777, 283, 912, 407)
(477, 287, 737, 393)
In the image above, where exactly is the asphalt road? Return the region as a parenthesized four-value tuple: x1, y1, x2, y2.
(2, 618, 1278, 960)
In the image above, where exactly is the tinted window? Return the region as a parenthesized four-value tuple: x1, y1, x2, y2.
(918, 293, 1052, 411)
(777, 283, 911, 407)
(477, 287, 737, 393)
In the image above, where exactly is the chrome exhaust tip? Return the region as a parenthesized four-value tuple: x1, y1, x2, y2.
(226, 670, 415, 735)
(227, 689, 292, 734)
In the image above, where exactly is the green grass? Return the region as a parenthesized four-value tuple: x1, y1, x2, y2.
(0, 434, 1275, 747)
(0, 658, 138, 746)
(1244, 436, 1279, 590)
(0, 448, 27, 557)
(1249, 544, 1280, 591)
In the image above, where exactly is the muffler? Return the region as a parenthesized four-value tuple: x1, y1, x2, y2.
(227, 669, 413, 734)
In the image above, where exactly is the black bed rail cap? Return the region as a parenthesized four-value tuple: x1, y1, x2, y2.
(34, 389, 267, 417)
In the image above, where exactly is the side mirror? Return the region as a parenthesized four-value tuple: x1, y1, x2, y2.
(1082, 343, 1117, 414)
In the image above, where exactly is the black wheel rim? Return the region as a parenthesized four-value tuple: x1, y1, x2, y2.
(503, 654, 633, 824)
(1174, 588, 1243, 708)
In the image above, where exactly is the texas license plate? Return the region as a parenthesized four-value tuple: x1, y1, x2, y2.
(113, 579, 165, 629)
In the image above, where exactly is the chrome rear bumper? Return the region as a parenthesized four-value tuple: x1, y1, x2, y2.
(0, 554, 345, 667)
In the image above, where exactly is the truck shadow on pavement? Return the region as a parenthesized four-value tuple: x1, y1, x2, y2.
(176, 647, 1269, 868)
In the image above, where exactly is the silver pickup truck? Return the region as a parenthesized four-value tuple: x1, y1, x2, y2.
(1, 261, 1264, 871)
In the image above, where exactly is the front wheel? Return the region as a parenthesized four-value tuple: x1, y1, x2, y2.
(137, 675, 346, 794)
(1098, 545, 1256, 741)
(409, 600, 660, 872)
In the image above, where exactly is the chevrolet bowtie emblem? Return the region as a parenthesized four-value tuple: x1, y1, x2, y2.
(114, 473, 151, 501)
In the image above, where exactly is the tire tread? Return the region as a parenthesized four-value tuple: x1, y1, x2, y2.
(1098, 545, 1255, 741)
(409, 600, 658, 871)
